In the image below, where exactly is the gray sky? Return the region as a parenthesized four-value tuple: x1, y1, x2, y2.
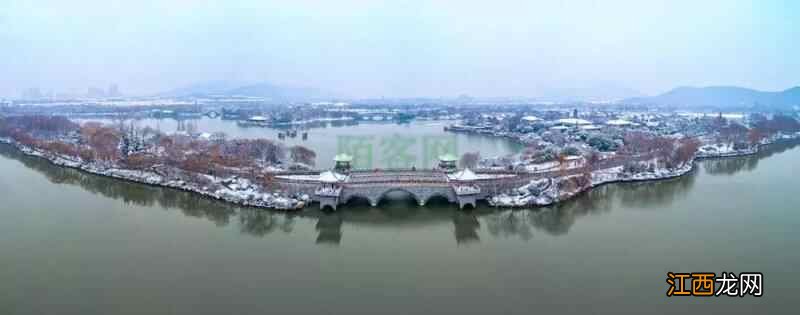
(1, 0, 798, 98)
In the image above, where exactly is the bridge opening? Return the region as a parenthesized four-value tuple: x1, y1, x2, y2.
(461, 204, 476, 210)
(343, 195, 373, 208)
(377, 190, 421, 208)
(425, 195, 454, 207)
(460, 202, 477, 210)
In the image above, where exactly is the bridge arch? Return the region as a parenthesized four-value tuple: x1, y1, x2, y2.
(424, 192, 454, 206)
(375, 188, 423, 206)
(343, 194, 377, 207)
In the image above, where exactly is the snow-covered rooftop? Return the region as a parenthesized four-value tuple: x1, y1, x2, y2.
(248, 116, 268, 121)
(580, 125, 602, 130)
(522, 115, 542, 122)
(439, 153, 458, 162)
(318, 171, 347, 183)
(556, 118, 592, 125)
(450, 168, 478, 181)
(334, 153, 353, 162)
(606, 119, 632, 126)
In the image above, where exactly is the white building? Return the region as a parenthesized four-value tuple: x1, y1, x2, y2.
(556, 118, 592, 126)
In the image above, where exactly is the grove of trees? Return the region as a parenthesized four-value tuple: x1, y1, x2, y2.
(459, 151, 481, 169)
(1, 115, 310, 184)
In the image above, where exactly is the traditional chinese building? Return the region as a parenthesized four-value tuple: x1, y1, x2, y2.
(315, 170, 348, 211)
(438, 153, 458, 173)
(448, 168, 480, 209)
(334, 153, 353, 173)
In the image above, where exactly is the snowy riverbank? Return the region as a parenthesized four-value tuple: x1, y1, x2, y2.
(488, 162, 694, 207)
(487, 132, 800, 208)
(0, 137, 309, 211)
(697, 132, 800, 159)
(3, 130, 799, 211)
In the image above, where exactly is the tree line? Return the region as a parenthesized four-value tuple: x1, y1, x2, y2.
(0, 115, 317, 184)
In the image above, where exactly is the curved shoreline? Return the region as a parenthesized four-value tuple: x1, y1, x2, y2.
(553, 162, 696, 207)
(2, 135, 798, 211)
(486, 135, 800, 208)
(0, 138, 309, 211)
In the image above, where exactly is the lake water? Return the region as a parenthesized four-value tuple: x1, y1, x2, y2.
(1, 138, 798, 314)
(72, 118, 523, 169)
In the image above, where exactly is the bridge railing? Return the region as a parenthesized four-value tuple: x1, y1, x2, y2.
(268, 167, 523, 176)
(342, 180, 452, 187)
(270, 153, 659, 186)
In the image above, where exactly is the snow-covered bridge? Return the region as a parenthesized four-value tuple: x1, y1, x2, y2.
(274, 168, 532, 210)
(272, 151, 661, 210)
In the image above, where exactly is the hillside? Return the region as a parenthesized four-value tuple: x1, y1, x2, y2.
(623, 86, 800, 109)
(159, 81, 333, 101)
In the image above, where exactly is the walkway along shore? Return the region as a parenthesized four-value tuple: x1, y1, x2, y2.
(3, 134, 799, 211)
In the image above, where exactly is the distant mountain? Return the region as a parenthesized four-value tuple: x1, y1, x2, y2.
(158, 81, 334, 101)
(623, 86, 800, 109)
(226, 82, 330, 101)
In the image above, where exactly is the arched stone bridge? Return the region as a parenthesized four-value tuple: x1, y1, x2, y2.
(274, 169, 547, 210)
(272, 152, 650, 211)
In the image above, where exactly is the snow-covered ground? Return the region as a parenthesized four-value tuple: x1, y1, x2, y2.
(523, 157, 586, 173)
(4, 129, 799, 211)
(489, 130, 800, 208)
(275, 174, 322, 181)
(489, 161, 694, 208)
(0, 137, 309, 211)
(697, 142, 756, 158)
(697, 132, 800, 159)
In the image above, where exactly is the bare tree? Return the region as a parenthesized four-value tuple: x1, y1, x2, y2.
(459, 151, 481, 169)
(290, 145, 316, 166)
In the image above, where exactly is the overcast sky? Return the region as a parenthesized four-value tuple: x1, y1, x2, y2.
(1, 0, 798, 98)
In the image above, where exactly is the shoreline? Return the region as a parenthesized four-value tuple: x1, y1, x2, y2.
(486, 134, 800, 208)
(2, 134, 798, 211)
(487, 162, 695, 208)
(0, 138, 309, 211)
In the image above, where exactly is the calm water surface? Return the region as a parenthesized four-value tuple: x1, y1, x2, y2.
(1, 141, 798, 314)
(72, 118, 523, 168)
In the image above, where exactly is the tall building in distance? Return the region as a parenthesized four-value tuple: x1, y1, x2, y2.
(87, 87, 106, 98)
(107, 84, 121, 97)
(21, 88, 43, 100)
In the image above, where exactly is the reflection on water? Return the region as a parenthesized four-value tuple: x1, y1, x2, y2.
(0, 144, 238, 226)
(315, 212, 343, 245)
(615, 173, 697, 209)
(2, 140, 797, 245)
(453, 211, 481, 244)
(700, 139, 799, 176)
(238, 208, 296, 237)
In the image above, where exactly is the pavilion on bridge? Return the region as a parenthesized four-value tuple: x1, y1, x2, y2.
(334, 153, 353, 173)
(438, 153, 458, 173)
(448, 168, 480, 209)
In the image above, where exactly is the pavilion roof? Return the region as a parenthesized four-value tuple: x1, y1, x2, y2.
(451, 168, 478, 181)
(438, 153, 458, 162)
(334, 153, 353, 162)
(318, 171, 346, 183)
